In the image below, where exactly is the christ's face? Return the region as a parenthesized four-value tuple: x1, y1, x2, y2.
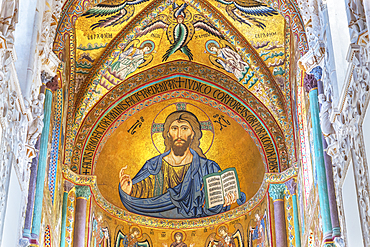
(168, 120, 194, 156)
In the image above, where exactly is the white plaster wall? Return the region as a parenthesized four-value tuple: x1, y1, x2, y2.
(2, 166, 22, 247)
(326, 0, 351, 97)
(14, 0, 37, 99)
(342, 161, 363, 246)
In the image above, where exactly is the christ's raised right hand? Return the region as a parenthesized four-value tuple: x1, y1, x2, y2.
(119, 166, 132, 195)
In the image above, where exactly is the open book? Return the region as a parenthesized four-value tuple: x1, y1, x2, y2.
(202, 167, 241, 209)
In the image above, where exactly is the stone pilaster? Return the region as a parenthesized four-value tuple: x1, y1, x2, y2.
(60, 181, 74, 247)
(73, 185, 91, 247)
(285, 179, 301, 247)
(269, 184, 288, 247)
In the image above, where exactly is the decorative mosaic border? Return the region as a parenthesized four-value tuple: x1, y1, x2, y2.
(65, 30, 77, 165)
(283, 21, 296, 166)
(48, 89, 63, 203)
(285, 190, 296, 247)
(62, 165, 297, 228)
(297, 72, 312, 204)
(265, 167, 297, 183)
(44, 225, 51, 247)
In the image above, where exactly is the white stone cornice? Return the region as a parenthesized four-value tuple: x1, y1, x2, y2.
(298, 41, 325, 72)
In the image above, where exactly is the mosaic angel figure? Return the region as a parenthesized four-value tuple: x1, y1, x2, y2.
(136, 3, 224, 61)
(206, 40, 249, 82)
(215, 0, 278, 29)
(115, 227, 151, 247)
(207, 224, 244, 247)
(109, 39, 154, 80)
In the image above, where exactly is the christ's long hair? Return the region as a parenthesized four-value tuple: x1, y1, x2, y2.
(162, 110, 205, 158)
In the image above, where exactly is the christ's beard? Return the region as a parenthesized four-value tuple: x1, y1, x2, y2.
(170, 136, 192, 156)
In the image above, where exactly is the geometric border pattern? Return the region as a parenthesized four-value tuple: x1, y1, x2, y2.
(43, 225, 51, 247)
(48, 89, 63, 204)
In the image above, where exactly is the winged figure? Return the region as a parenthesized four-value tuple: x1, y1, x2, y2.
(207, 39, 249, 81)
(82, 0, 149, 30)
(206, 224, 244, 247)
(115, 227, 152, 247)
(108, 39, 154, 80)
(215, 0, 278, 29)
(136, 3, 224, 61)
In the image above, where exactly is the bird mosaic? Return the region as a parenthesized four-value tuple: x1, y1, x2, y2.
(136, 3, 224, 61)
(82, 0, 149, 30)
(215, 0, 278, 29)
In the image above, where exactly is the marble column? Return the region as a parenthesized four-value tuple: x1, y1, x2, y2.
(317, 79, 341, 238)
(73, 185, 91, 247)
(60, 181, 74, 247)
(29, 76, 59, 246)
(304, 68, 333, 245)
(269, 184, 288, 247)
(285, 179, 301, 247)
(21, 139, 40, 241)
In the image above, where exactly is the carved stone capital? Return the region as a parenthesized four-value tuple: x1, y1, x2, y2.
(311, 66, 323, 81)
(298, 41, 325, 72)
(304, 73, 318, 93)
(75, 185, 91, 200)
(269, 184, 286, 201)
(41, 70, 53, 84)
(46, 75, 59, 92)
(285, 179, 297, 195)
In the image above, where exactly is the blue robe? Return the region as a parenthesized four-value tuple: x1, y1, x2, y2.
(119, 149, 244, 218)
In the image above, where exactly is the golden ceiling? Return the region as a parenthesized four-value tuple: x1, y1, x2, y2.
(54, 0, 307, 239)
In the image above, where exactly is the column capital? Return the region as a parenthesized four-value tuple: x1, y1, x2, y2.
(285, 179, 297, 195)
(46, 76, 59, 92)
(310, 66, 323, 81)
(63, 180, 74, 193)
(75, 185, 91, 200)
(269, 184, 286, 201)
(298, 42, 325, 72)
(41, 70, 59, 92)
(303, 73, 318, 93)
